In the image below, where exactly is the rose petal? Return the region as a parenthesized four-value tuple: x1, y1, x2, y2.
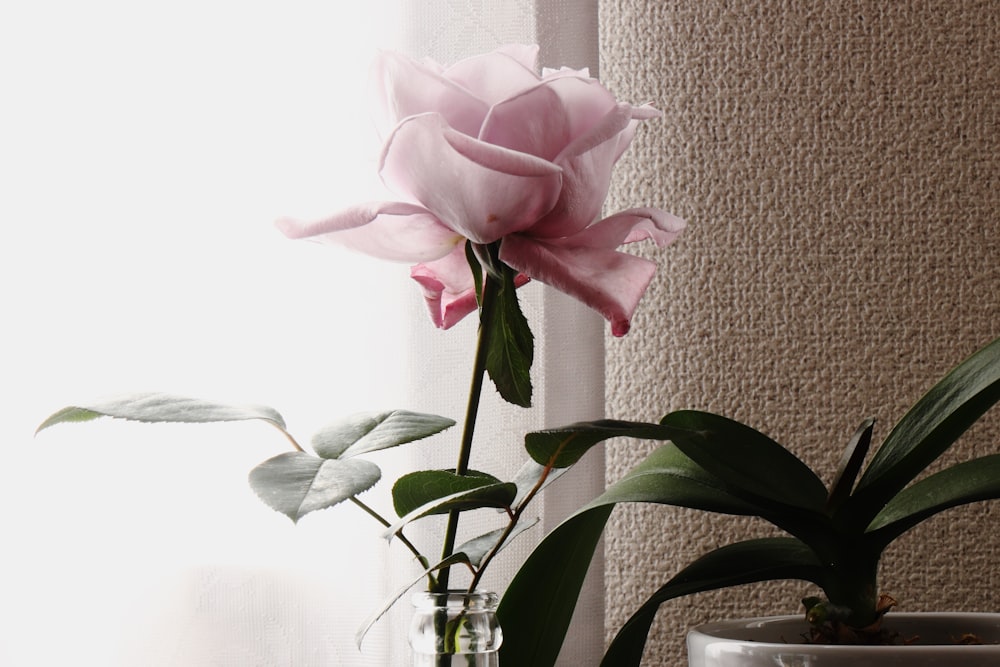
(379, 113, 563, 244)
(499, 234, 658, 336)
(410, 245, 479, 329)
(443, 45, 542, 107)
(479, 75, 617, 161)
(568, 207, 686, 249)
(525, 104, 636, 239)
(371, 51, 489, 138)
(276, 202, 462, 263)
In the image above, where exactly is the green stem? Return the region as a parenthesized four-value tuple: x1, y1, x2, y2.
(437, 271, 503, 592)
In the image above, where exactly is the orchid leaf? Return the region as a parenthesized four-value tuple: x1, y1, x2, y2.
(248, 452, 380, 523)
(524, 419, 676, 469)
(485, 266, 533, 408)
(866, 454, 1000, 548)
(825, 418, 875, 513)
(311, 411, 455, 459)
(385, 474, 516, 538)
(498, 505, 613, 667)
(499, 443, 762, 665)
(853, 336, 1000, 518)
(600, 538, 827, 667)
(660, 410, 829, 511)
(36, 392, 286, 432)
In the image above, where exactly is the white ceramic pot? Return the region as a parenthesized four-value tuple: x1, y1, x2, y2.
(687, 612, 1000, 666)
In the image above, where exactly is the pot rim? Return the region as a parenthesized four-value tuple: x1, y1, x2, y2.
(689, 612, 1000, 651)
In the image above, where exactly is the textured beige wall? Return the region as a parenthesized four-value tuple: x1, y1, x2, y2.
(600, 0, 999, 663)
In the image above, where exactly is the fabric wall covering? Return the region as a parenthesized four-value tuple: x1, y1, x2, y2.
(599, 1, 999, 663)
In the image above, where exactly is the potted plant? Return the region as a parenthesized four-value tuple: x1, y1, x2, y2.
(498, 334, 1000, 665)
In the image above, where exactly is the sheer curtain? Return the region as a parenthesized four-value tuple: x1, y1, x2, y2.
(1, 1, 603, 665)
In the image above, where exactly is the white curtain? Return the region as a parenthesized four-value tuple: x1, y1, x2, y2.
(0, 1, 603, 665)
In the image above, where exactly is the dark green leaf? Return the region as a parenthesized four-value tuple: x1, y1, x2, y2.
(660, 410, 829, 511)
(866, 454, 1000, 547)
(498, 506, 613, 667)
(825, 418, 875, 513)
(601, 538, 827, 667)
(311, 411, 455, 459)
(485, 268, 533, 407)
(385, 475, 517, 537)
(852, 336, 1000, 518)
(248, 452, 380, 523)
(498, 443, 762, 666)
(525, 419, 676, 469)
(36, 392, 286, 432)
(392, 469, 504, 518)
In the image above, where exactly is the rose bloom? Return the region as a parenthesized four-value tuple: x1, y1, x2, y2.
(277, 44, 684, 336)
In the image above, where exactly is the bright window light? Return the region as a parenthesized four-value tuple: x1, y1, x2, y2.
(1, 2, 415, 665)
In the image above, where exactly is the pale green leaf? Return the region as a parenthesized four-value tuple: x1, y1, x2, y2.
(248, 452, 380, 523)
(311, 411, 455, 459)
(36, 392, 286, 432)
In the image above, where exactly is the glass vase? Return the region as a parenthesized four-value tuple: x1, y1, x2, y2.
(409, 590, 502, 666)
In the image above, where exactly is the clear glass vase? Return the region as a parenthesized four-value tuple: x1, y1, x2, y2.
(409, 590, 502, 666)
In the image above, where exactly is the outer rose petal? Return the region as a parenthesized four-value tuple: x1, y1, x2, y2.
(379, 113, 563, 244)
(569, 207, 686, 249)
(410, 245, 479, 329)
(275, 202, 461, 263)
(371, 51, 489, 137)
(499, 234, 659, 336)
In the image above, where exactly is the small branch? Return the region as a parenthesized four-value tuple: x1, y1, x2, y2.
(350, 497, 437, 589)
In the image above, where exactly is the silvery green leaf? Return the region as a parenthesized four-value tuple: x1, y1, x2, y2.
(455, 518, 539, 567)
(248, 451, 380, 523)
(355, 552, 471, 650)
(36, 392, 286, 432)
(311, 410, 455, 459)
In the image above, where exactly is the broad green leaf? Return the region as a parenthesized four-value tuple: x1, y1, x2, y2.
(600, 538, 827, 667)
(384, 477, 517, 538)
(660, 410, 829, 511)
(311, 411, 455, 459)
(455, 517, 539, 567)
(392, 469, 504, 518)
(485, 267, 533, 407)
(498, 506, 613, 667)
(852, 336, 1000, 518)
(36, 392, 286, 432)
(498, 443, 762, 666)
(248, 452, 380, 523)
(866, 454, 1000, 548)
(524, 419, 675, 469)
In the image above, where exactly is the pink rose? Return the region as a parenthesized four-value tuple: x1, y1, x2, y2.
(277, 44, 684, 336)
